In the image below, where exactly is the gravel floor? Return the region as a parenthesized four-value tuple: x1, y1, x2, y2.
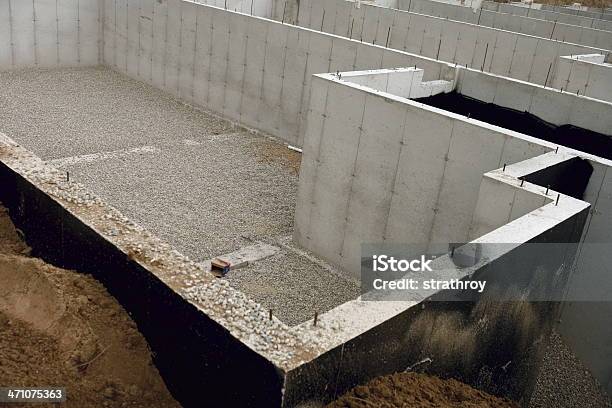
(0, 67, 234, 160)
(530, 330, 612, 408)
(65, 133, 297, 260)
(226, 247, 361, 326)
(0, 67, 360, 325)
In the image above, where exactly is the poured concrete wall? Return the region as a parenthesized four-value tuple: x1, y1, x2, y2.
(552, 55, 612, 102)
(98, 0, 612, 148)
(0, 136, 288, 408)
(468, 152, 566, 240)
(456, 68, 612, 134)
(398, 0, 612, 50)
(297, 0, 608, 87)
(101, 0, 458, 147)
(541, 3, 612, 21)
(294, 67, 612, 395)
(340, 67, 455, 97)
(482, 0, 612, 32)
(290, 84, 593, 401)
(192, 0, 275, 19)
(0, 0, 101, 70)
(194, 0, 298, 22)
(559, 157, 612, 396)
(294, 73, 551, 277)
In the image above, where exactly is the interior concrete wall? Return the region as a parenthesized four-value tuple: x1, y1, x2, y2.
(294, 73, 551, 277)
(457, 70, 612, 395)
(559, 157, 612, 396)
(398, 0, 612, 50)
(482, 0, 612, 32)
(541, 3, 612, 21)
(98, 0, 612, 148)
(0, 0, 101, 70)
(456, 68, 612, 135)
(192, 0, 274, 19)
(340, 67, 454, 97)
(468, 153, 565, 240)
(291, 95, 592, 402)
(295, 68, 612, 394)
(101, 0, 459, 147)
(552, 55, 612, 102)
(296, 0, 609, 88)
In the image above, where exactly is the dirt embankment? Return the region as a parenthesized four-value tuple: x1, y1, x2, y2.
(327, 372, 518, 408)
(0, 205, 180, 407)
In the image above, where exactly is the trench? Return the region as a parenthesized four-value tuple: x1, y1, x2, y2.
(415, 92, 612, 161)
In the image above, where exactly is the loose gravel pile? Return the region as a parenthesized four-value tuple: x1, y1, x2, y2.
(0, 67, 360, 326)
(529, 330, 612, 408)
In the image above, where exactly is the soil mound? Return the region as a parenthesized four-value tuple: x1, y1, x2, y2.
(328, 372, 518, 408)
(0, 204, 180, 407)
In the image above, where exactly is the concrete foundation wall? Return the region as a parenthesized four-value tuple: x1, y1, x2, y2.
(0, 135, 592, 408)
(482, 1, 612, 32)
(101, 0, 458, 147)
(0, 135, 288, 408)
(294, 73, 551, 276)
(456, 68, 612, 135)
(194, 0, 299, 23)
(97, 0, 611, 148)
(340, 67, 454, 97)
(559, 157, 612, 396)
(398, 0, 612, 50)
(468, 153, 564, 240)
(192, 0, 275, 19)
(0, 0, 101, 70)
(552, 55, 612, 103)
(541, 3, 612, 21)
(296, 0, 608, 87)
(290, 114, 592, 405)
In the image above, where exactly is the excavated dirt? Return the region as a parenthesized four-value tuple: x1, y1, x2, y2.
(0, 205, 180, 408)
(327, 372, 519, 408)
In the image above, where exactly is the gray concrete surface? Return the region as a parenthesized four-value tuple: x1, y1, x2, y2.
(295, 66, 612, 396)
(482, 0, 612, 32)
(398, 0, 612, 50)
(102, 0, 454, 147)
(99, 0, 609, 150)
(0, 67, 360, 326)
(552, 54, 612, 102)
(296, 0, 609, 85)
(559, 155, 612, 396)
(0, 0, 100, 69)
(294, 70, 551, 277)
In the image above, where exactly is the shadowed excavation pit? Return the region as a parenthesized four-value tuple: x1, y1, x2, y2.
(415, 92, 612, 160)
